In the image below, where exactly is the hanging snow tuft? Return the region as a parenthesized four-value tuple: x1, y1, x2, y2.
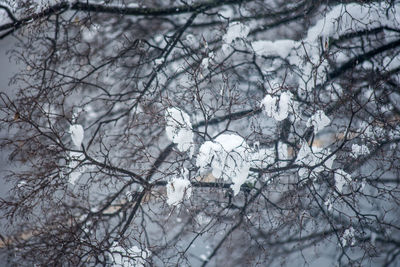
(165, 107, 194, 156)
(69, 124, 84, 148)
(196, 134, 250, 195)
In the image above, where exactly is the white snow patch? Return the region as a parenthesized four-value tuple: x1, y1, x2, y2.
(260, 92, 293, 121)
(69, 124, 84, 148)
(109, 242, 150, 267)
(218, 7, 234, 19)
(17, 181, 27, 188)
(324, 198, 333, 211)
(196, 134, 250, 195)
(351, 144, 370, 158)
(295, 142, 336, 179)
(165, 107, 194, 156)
(82, 24, 100, 42)
(201, 57, 209, 69)
(370, 232, 377, 245)
(185, 34, 197, 46)
(201, 52, 214, 70)
(0, 9, 12, 25)
(221, 43, 234, 54)
(306, 110, 330, 134)
(251, 147, 275, 168)
(341, 227, 356, 247)
(196, 213, 212, 225)
(306, 3, 400, 43)
(278, 141, 289, 160)
(72, 107, 83, 123)
(67, 151, 86, 185)
(334, 169, 352, 193)
(252, 40, 297, 58)
(154, 57, 164, 66)
(166, 176, 192, 206)
(222, 22, 250, 44)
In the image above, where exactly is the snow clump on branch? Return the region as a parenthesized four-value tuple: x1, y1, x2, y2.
(306, 110, 331, 134)
(165, 107, 194, 157)
(196, 134, 250, 195)
(166, 168, 192, 206)
(260, 91, 293, 121)
(69, 124, 84, 148)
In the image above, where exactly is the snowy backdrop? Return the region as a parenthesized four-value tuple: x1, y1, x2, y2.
(0, 0, 400, 266)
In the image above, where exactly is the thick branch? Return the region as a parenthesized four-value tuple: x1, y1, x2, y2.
(0, 0, 252, 35)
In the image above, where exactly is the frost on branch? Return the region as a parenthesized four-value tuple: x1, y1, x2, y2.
(166, 174, 192, 206)
(108, 242, 150, 267)
(165, 107, 194, 156)
(306, 110, 331, 134)
(69, 124, 84, 148)
(260, 91, 293, 121)
(196, 134, 250, 195)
